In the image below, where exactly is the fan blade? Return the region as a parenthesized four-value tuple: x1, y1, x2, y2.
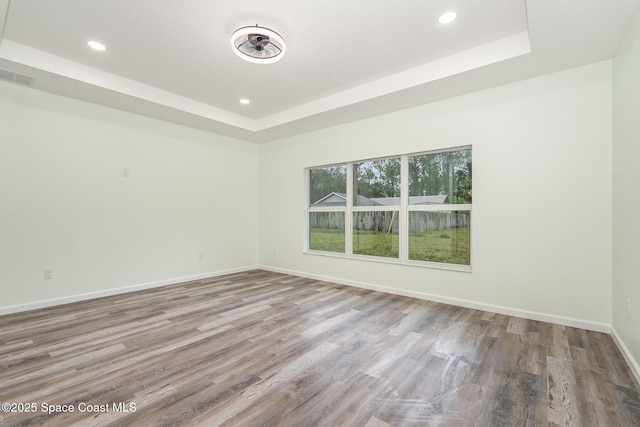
(260, 40, 282, 56)
(237, 38, 281, 58)
(248, 34, 269, 46)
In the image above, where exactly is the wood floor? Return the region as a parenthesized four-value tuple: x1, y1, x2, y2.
(1, 270, 639, 426)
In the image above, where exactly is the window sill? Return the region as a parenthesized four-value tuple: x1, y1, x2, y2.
(303, 250, 472, 273)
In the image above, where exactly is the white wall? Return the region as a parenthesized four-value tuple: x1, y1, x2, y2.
(613, 3, 640, 371)
(0, 49, 626, 363)
(0, 81, 258, 310)
(260, 61, 613, 326)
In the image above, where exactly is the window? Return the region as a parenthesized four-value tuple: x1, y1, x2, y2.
(407, 149, 472, 265)
(305, 146, 472, 270)
(353, 158, 400, 258)
(308, 165, 346, 253)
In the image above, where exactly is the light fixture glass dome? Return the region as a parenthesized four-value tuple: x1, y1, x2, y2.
(231, 25, 285, 64)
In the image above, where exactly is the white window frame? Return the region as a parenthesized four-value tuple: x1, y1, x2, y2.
(304, 146, 472, 272)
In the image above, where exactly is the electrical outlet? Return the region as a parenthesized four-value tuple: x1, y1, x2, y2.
(272, 247, 276, 255)
(198, 252, 204, 260)
(44, 269, 53, 280)
(628, 299, 632, 318)
(122, 168, 130, 178)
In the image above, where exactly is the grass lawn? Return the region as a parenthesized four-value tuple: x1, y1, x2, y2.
(408, 227, 470, 265)
(310, 227, 470, 265)
(354, 230, 399, 258)
(309, 228, 345, 253)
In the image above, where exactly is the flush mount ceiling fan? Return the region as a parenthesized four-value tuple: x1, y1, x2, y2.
(231, 25, 286, 64)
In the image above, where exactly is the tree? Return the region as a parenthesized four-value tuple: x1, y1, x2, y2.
(354, 158, 400, 200)
(309, 165, 346, 204)
(408, 149, 472, 203)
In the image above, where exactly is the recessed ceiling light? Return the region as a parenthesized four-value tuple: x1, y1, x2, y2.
(438, 11, 458, 24)
(239, 98, 250, 105)
(87, 41, 106, 51)
(231, 25, 285, 64)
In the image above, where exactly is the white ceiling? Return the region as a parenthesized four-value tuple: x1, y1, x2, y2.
(0, 0, 637, 142)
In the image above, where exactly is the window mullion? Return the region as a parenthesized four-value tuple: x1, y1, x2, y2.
(406, 203, 473, 212)
(400, 155, 409, 262)
(345, 162, 353, 256)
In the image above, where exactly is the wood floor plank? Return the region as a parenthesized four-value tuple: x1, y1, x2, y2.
(1, 269, 639, 426)
(547, 355, 580, 426)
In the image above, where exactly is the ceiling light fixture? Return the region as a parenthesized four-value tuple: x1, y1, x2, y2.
(231, 25, 285, 64)
(438, 11, 458, 24)
(239, 98, 250, 105)
(87, 40, 106, 51)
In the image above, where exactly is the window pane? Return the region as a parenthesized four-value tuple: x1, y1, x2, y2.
(309, 165, 347, 206)
(408, 211, 470, 265)
(408, 149, 472, 205)
(353, 158, 401, 206)
(309, 212, 345, 253)
(353, 211, 399, 258)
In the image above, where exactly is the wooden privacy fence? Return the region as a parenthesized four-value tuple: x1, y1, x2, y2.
(354, 211, 398, 233)
(310, 211, 470, 233)
(407, 211, 470, 233)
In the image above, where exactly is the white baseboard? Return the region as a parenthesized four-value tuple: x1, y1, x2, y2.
(611, 327, 640, 386)
(0, 265, 259, 316)
(259, 265, 611, 334)
(3, 264, 613, 335)
(4, 264, 637, 385)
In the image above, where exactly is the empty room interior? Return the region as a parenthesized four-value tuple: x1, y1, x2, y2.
(1, 0, 640, 426)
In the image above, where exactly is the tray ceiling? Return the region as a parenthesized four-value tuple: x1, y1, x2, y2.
(0, 0, 636, 142)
